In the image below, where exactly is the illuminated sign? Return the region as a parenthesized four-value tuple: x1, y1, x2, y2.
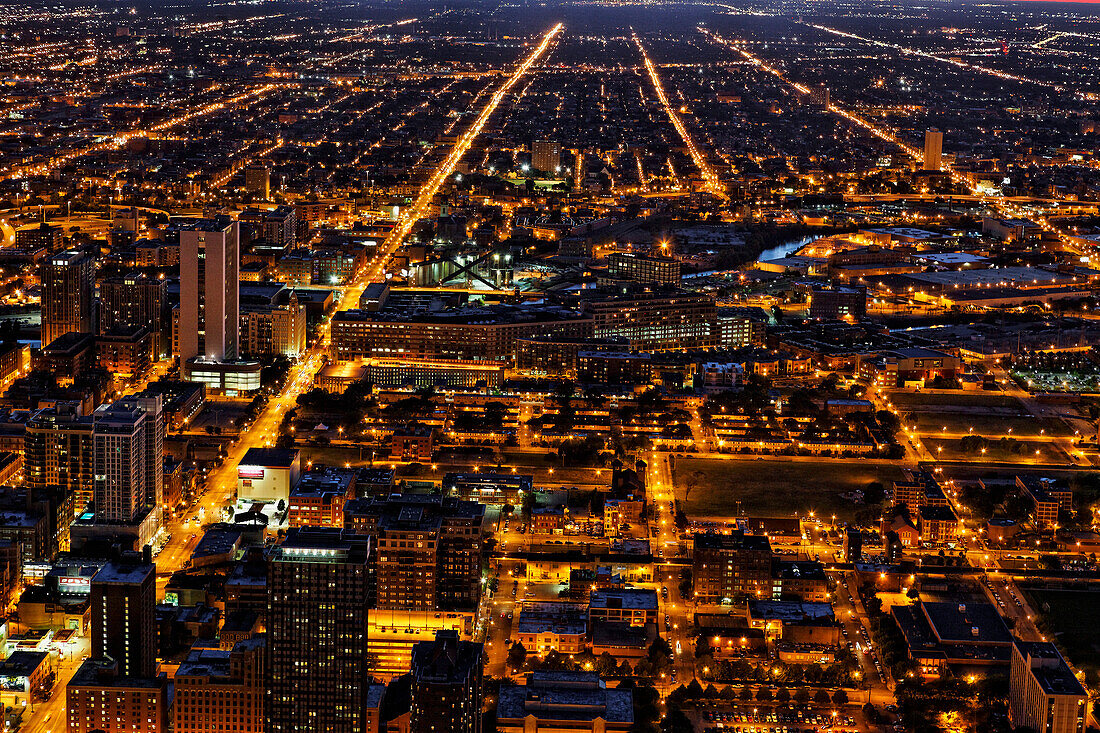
(58, 576, 90, 593)
(238, 466, 264, 479)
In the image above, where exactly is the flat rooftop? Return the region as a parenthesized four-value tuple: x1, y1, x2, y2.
(94, 561, 154, 585)
(239, 447, 299, 468)
(1015, 641, 1086, 697)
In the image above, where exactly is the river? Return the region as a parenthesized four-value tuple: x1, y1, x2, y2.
(754, 233, 819, 264)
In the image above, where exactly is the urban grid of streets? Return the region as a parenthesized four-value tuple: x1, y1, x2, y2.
(9, 1, 1100, 731)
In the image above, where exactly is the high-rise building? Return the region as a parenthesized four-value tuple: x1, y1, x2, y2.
(90, 560, 156, 678)
(409, 630, 483, 733)
(584, 290, 717, 352)
(605, 252, 682, 286)
(1009, 641, 1087, 733)
(114, 395, 165, 514)
(42, 249, 94, 347)
(15, 222, 63, 253)
(25, 401, 94, 507)
(100, 272, 168, 358)
(92, 402, 147, 523)
(532, 139, 561, 174)
(240, 205, 296, 247)
(692, 531, 774, 603)
(343, 494, 485, 611)
(179, 217, 239, 367)
(244, 164, 271, 200)
(174, 638, 265, 733)
(239, 296, 307, 358)
(24, 401, 93, 551)
(923, 129, 943, 171)
(267, 528, 374, 733)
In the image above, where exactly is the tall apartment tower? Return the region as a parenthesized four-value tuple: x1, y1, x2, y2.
(100, 272, 168, 358)
(90, 560, 156, 678)
(25, 401, 94, 503)
(267, 528, 374, 733)
(532, 139, 561, 174)
(179, 217, 239, 365)
(923, 129, 943, 171)
(342, 495, 485, 611)
(409, 630, 483, 733)
(92, 402, 147, 524)
(244, 164, 271, 200)
(24, 401, 93, 551)
(1009, 641, 1087, 733)
(114, 395, 165, 513)
(42, 249, 94, 347)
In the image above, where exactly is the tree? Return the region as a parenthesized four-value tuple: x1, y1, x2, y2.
(814, 689, 831, 704)
(661, 706, 694, 733)
(684, 470, 704, 501)
(596, 652, 618, 676)
(832, 689, 848, 704)
(520, 491, 537, 521)
(875, 410, 901, 435)
(506, 642, 527, 672)
(755, 687, 773, 702)
(647, 637, 673, 672)
(776, 688, 791, 703)
(739, 687, 754, 701)
(794, 688, 811, 705)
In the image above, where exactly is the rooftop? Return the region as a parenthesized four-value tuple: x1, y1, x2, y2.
(93, 561, 154, 586)
(923, 601, 1012, 645)
(497, 672, 633, 724)
(1015, 641, 1086, 697)
(239, 447, 299, 468)
(589, 588, 658, 611)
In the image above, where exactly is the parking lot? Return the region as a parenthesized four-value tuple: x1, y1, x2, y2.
(700, 704, 862, 732)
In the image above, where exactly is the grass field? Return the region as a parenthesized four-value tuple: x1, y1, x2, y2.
(671, 457, 907, 521)
(1024, 588, 1100, 676)
(920, 436, 1071, 464)
(909, 412, 1071, 438)
(888, 391, 1023, 410)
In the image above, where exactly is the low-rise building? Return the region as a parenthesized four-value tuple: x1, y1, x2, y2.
(1017, 476, 1073, 529)
(588, 588, 658, 627)
(236, 448, 300, 504)
(892, 600, 1013, 678)
(66, 658, 166, 733)
(693, 531, 774, 604)
(174, 638, 265, 733)
(919, 505, 960, 545)
(496, 672, 633, 733)
(516, 603, 587, 655)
